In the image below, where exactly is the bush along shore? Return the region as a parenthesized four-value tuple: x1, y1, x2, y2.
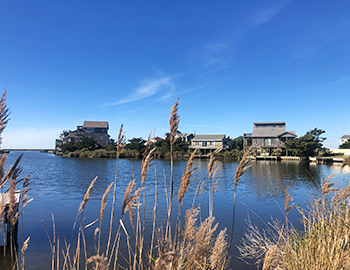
(59, 148, 245, 160)
(58, 136, 245, 160)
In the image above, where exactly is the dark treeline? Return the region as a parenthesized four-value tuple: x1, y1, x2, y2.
(60, 136, 245, 159)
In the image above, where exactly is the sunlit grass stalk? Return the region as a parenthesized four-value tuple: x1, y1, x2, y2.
(7, 156, 22, 260)
(176, 149, 196, 246)
(52, 214, 56, 270)
(139, 133, 152, 269)
(21, 237, 29, 270)
(208, 152, 219, 218)
(106, 124, 125, 257)
(98, 182, 113, 255)
(148, 148, 158, 268)
(222, 145, 253, 269)
(166, 98, 179, 240)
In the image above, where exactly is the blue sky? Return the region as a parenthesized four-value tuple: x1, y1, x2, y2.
(1, 0, 349, 149)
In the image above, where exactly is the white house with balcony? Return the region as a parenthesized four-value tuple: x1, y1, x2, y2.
(189, 134, 230, 155)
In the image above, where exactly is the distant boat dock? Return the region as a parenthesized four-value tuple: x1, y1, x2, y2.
(1, 149, 56, 154)
(249, 156, 305, 161)
(249, 156, 345, 164)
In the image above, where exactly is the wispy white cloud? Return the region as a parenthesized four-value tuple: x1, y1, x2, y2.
(177, 84, 210, 95)
(317, 76, 350, 87)
(198, 65, 230, 76)
(201, 43, 231, 68)
(202, 58, 221, 68)
(185, 124, 209, 127)
(156, 84, 209, 101)
(105, 76, 175, 106)
(251, 7, 282, 26)
(328, 76, 350, 85)
(197, 42, 232, 74)
(250, 1, 290, 27)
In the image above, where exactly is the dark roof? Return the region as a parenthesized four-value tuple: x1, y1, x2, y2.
(254, 122, 285, 126)
(251, 122, 296, 138)
(279, 131, 297, 138)
(252, 128, 285, 138)
(341, 135, 350, 139)
(192, 134, 225, 141)
(83, 121, 109, 129)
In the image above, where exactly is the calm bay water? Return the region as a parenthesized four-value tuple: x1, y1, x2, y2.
(2, 151, 350, 269)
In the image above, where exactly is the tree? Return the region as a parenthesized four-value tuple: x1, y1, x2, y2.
(173, 139, 190, 153)
(285, 128, 326, 157)
(105, 138, 117, 151)
(77, 137, 99, 151)
(229, 136, 243, 151)
(125, 137, 146, 153)
(155, 139, 170, 155)
(61, 141, 78, 153)
(154, 138, 189, 156)
(339, 139, 350, 149)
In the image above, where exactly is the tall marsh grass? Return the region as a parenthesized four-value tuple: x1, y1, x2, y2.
(42, 98, 255, 270)
(239, 165, 350, 269)
(0, 89, 31, 270)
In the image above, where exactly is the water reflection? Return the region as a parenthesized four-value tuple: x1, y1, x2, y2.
(2, 152, 350, 270)
(246, 161, 321, 201)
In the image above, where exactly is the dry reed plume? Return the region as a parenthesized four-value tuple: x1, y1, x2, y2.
(208, 151, 220, 218)
(169, 98, 180, 147)
(167, 98, 180, 240)
(178, 149, 196, 206)
(79, 176, 98, 213)
(321, 174, 335, 197)
(284, 182, 294, 216)
(155, 205, 227, 270)
(239, 174, 350, 270)
(223, 144, 254, 269)
(106, 124, 126, 257)
(0, 90, 32, 269)
(116, 124, 126, 158)
(341, 156, 350, 171)
(87, 254, 109, 270)
(122, 180, 144, 229)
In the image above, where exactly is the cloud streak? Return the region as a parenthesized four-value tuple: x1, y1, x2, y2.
(318, 76, 350, 87)
(250, 1, 292, 27)
(105, 76, 175, 106)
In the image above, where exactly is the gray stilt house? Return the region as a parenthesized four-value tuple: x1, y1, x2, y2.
(244, 122, 296, 155)
(55, 121, 109, 151)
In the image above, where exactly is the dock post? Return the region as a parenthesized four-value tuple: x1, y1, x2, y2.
(6, 220, 18, 246)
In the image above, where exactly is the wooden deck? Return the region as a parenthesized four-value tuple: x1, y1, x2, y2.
(249, 156, 306, 162)
(309, 157, 344, 164)
(2, 149, 55, 153)
(0, 191, 20, 205)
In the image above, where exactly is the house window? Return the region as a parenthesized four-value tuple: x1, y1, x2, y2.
(264, 139, 271, 146)
(202, 141, 207, 147)
(194, 141, 199, 146)
(210, 141, 215, 146)
(86, 128, 95, 133)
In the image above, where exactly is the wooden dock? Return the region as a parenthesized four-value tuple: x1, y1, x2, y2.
(249, 156, 306, 162)
(1, 149, 55, 153)
(309, 157, 344, 164)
